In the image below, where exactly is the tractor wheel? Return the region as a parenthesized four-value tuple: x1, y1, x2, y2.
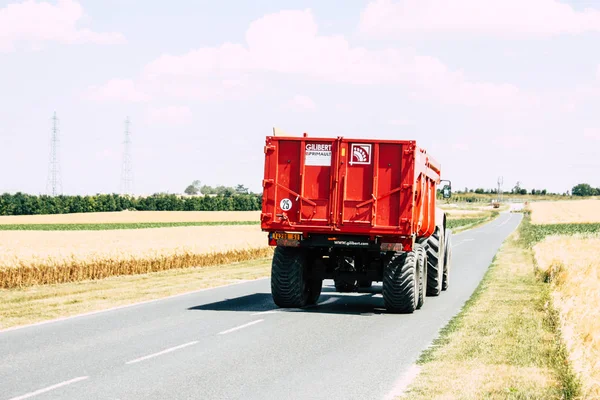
(383, 251, 418, 313)
(442, 229, 453, 291)
(415, 243, 427, 309)
(426, 230, 444, 297)
(271, 246, 321, 308)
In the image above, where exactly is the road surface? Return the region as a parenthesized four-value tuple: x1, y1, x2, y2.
(1, 212, 522, 400)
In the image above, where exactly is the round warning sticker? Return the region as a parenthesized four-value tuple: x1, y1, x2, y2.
(280, 198, 293, 211)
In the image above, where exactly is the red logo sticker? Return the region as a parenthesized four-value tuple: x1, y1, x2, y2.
(350, 144, 372, 165)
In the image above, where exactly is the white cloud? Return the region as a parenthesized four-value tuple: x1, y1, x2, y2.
(597, 65, 600, 81)
(283, 95, 316, 112)
(86, 79, 149, 102)
(452, 143, 470, 151)
(584, 128, 600, 141)
(0, 0, 125, 52)
(146, 106, 192, 125)
(389, 118, 411, 126)
(492, 134, 530, 150)
(359, 0, 600, 38)
(96, 9, 534, 110)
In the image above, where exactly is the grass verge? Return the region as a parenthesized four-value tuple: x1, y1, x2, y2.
(0, 257, 272, 330)
(447, 210, 500, 233)
(399, 221, 579, 399)
(0, 220, 260, 231)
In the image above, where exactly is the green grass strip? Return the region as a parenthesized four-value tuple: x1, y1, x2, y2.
(0, 221, 260, 231)
(519, 220, 600, 245)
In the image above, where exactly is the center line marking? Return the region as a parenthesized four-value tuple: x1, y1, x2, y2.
(8, 376, 89, 400)
(219, 319, 264, 335)
(126, 341, 198, 364)
(251, 310, 279, 316)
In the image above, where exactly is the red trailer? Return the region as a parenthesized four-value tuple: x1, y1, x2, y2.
(261, 132, 453, 313)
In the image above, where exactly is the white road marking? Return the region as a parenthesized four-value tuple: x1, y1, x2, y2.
(125, 341, 198, 365)
(384, 364, 421, 400)
(218, 319, 264, 335)
(7, 376, 89, 400)
(0, 278, 269, 334)
(497, 216, 511, 227)
(251, 310, 280, 316)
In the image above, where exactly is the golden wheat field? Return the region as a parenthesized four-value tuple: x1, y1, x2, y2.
(0, 225, 270, 289)
(529, 200, 600, 224)
(534, 236, 600, 399)
(0, 210, 261, 225)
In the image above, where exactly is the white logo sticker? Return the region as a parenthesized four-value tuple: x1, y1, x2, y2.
(280, 198, 293, 211)
(350, 144, 372, 165)
(305, 143, 332, 166)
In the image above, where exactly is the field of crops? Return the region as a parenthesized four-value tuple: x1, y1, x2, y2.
(0, 212, 269, 289)
(529, 199, 600, 224)
(525, 200, 600, 397)
(534, 236, 600, 399)
(0, 210, 261, 225)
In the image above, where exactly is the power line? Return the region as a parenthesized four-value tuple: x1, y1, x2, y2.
(46, 111, 62, 196)
(120, 116, 133, 195)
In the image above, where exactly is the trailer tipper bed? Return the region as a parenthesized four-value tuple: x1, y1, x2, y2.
(260, 133, 453, 313)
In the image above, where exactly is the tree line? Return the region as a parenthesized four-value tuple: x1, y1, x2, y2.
(571, 183, 600, 197)
(184, 181, 249, 196)
(0, 192, 262, 216)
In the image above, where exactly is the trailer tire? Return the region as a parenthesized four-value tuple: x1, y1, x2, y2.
(442, 229, 452, 291)
(358, 280, 373, 288)
(415, 244, 427, 309)
(383, 251, 418, 314)
(271, 246, 320, 308)
(426, 231, 444, 297)
(335, 278, 358, 293)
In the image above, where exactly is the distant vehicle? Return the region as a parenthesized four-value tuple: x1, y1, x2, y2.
(260, 132, 453, 313)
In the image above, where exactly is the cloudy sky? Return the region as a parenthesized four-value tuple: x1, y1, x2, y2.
(1, 0, 599, 196)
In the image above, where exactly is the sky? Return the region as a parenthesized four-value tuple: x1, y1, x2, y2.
(0, 0, 599, 196)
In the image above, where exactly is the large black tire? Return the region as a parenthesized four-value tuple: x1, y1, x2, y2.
(442, 229, 452, 291)
(383, 251, 418, 313)
(271, 246, 321, 308)
(426, 230, 444, 297)
(307, 278, 323, 305)
(415, 243, 427, 309)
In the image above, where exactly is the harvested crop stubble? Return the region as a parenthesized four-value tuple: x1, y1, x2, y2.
(0, 225, 270, 289)
(534, 235, 600, 399)
(0, 210, 261, 225)
(530, 199, 600, 224)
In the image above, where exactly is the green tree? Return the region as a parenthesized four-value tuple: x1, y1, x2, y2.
(235, 184, 249, 194)
(572, 183, 594, 197)
(184, 185, 199, 195)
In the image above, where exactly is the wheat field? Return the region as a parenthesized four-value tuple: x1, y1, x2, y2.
(534, 236, 600, 399)
(0, 225, 270, 288)
(0, 210, 261, 225)
(529, 200, 600, 224)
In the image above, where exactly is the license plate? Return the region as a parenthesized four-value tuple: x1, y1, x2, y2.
(272, 232, 301, 241)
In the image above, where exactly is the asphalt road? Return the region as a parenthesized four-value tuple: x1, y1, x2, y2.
(1, 212, 522, 400)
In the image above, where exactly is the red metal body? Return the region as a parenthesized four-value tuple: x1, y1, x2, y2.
(261, 135, 441, 251)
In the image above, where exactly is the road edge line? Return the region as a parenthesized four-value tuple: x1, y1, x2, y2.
(0, 277, 268, 334)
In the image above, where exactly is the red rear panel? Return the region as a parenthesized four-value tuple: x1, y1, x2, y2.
(261, 135, 440, 238)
